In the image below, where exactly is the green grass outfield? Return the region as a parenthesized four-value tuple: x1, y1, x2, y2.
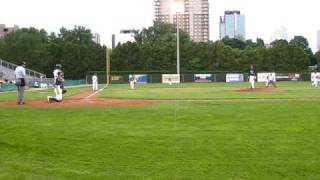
(101, 82, 320, 100)
(0, 82, 320, 179)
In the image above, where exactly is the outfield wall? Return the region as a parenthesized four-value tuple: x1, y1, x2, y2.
(86, 72, 314, 84)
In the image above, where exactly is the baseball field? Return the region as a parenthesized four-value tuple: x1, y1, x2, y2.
(0, 82, 320, 179)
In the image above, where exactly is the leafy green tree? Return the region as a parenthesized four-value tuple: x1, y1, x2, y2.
(0, 26, 105, 78)
(222, 37, 246, 50)
(314, 51, 320, 67)
(112, 22, 191, 72)
(289, 36, 315, 65)
(47, 26, 105, 79)
(0, 27, 50, 72)
(256, 38, 265, 47)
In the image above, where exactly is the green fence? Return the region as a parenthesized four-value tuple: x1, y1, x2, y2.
(0, 83, 17, 92)
(1, 79, 87, 92)
(63, 80, 87, 87)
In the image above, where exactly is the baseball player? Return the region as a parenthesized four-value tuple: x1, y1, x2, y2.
(47, 71, 63, 103)
(168, 77, 172, 86)
(92, 73, 98, 91)
(312, 73, 319, 87)
(129, 74, 135, 89)
(53, 64, 62, 84)
(248, 64, 256, 89)
(265, 73, 277, 88)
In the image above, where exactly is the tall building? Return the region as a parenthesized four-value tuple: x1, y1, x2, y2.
(317, 30, 320, 52)
(0, 24, 19, 38)
(92, 33, 100, 44)
(154, 0, 209, 42)
(112, 30, 136, 48)
(219, 11, 245, 40)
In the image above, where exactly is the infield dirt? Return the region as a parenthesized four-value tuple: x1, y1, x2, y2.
(0, 90, 153, 108)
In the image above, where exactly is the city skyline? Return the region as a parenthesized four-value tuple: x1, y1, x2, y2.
(0, 0, 320, 52)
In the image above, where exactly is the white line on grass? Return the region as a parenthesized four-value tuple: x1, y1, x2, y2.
(84, 84, 109, 99)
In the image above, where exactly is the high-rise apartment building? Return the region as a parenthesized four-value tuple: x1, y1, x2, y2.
(219, 11, 245, 40)
(0, 24, 19, 38)
(154, 0, 209, 42)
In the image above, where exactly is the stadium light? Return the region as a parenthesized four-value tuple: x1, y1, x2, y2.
(171, 2, 184, 76)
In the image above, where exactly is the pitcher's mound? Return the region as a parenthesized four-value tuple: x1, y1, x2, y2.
(236, 87, 277, 93)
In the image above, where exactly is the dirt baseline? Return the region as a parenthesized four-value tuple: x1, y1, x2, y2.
(0, 90, 154, 108)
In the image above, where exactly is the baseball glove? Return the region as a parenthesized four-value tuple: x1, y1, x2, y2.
(62, 89, 67, 94)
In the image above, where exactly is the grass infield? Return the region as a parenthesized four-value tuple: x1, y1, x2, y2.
(0, 82, 319, 179)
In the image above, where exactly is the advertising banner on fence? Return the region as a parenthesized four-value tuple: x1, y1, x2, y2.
(257, 72, 276, 82)
(194, 74, 213, 82)
(162, 74, 180, 84)
(311, 72, 320, 86)
(226, 73, 244, 83)
(135, 74, 148, 84)
(276, 73, 300, 81)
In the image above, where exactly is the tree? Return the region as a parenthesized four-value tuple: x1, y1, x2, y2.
(289, 36, 315, 65)
(221, 37, 246, 50)
(0, 27, 50, 72)
(314, 51, 320, 66)
(47, 26, 105, 78)
(112, 22, 191, 72)
(0, 26, 105, 78)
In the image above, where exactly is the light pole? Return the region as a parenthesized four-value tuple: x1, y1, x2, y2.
(176, 12, 180, 75)
(171, 2, 183, 77)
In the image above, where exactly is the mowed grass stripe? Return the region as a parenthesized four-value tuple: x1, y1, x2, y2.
(100, 82, 320, 100)
(0, 100, 320, 179)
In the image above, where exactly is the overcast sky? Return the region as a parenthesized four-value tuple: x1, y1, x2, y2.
(1, 0, 320, 51)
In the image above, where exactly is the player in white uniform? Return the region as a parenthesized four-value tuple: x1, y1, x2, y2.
(265, 73, 277, 88)
(248, 64, 256, 89)
(92, 74, 98, 91)
(47, 71, 63, 103)
(53, 64, 62, 85)
(312, 73, 319, 87)
(129, 74, 135, 89)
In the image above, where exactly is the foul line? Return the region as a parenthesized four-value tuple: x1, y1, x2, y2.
(84, 84, 109, 99)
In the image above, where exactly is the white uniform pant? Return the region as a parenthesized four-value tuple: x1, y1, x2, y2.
(48, 85, 63, 102)
(92, 81, 98, 91)
(312, 79, 318, 87)
(130, 81, 135, 89)
(249, 76, 255, 89)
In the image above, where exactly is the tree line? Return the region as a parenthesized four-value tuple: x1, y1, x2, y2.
(0, 26, 105, 79)
(112, 22, 319, 73)
(0, 23, 319, 79)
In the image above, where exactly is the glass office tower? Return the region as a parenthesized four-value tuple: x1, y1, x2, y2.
(219, 11, 245, 40)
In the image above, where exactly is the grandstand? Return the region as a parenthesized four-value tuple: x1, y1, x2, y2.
(0, 58, 46, 82)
